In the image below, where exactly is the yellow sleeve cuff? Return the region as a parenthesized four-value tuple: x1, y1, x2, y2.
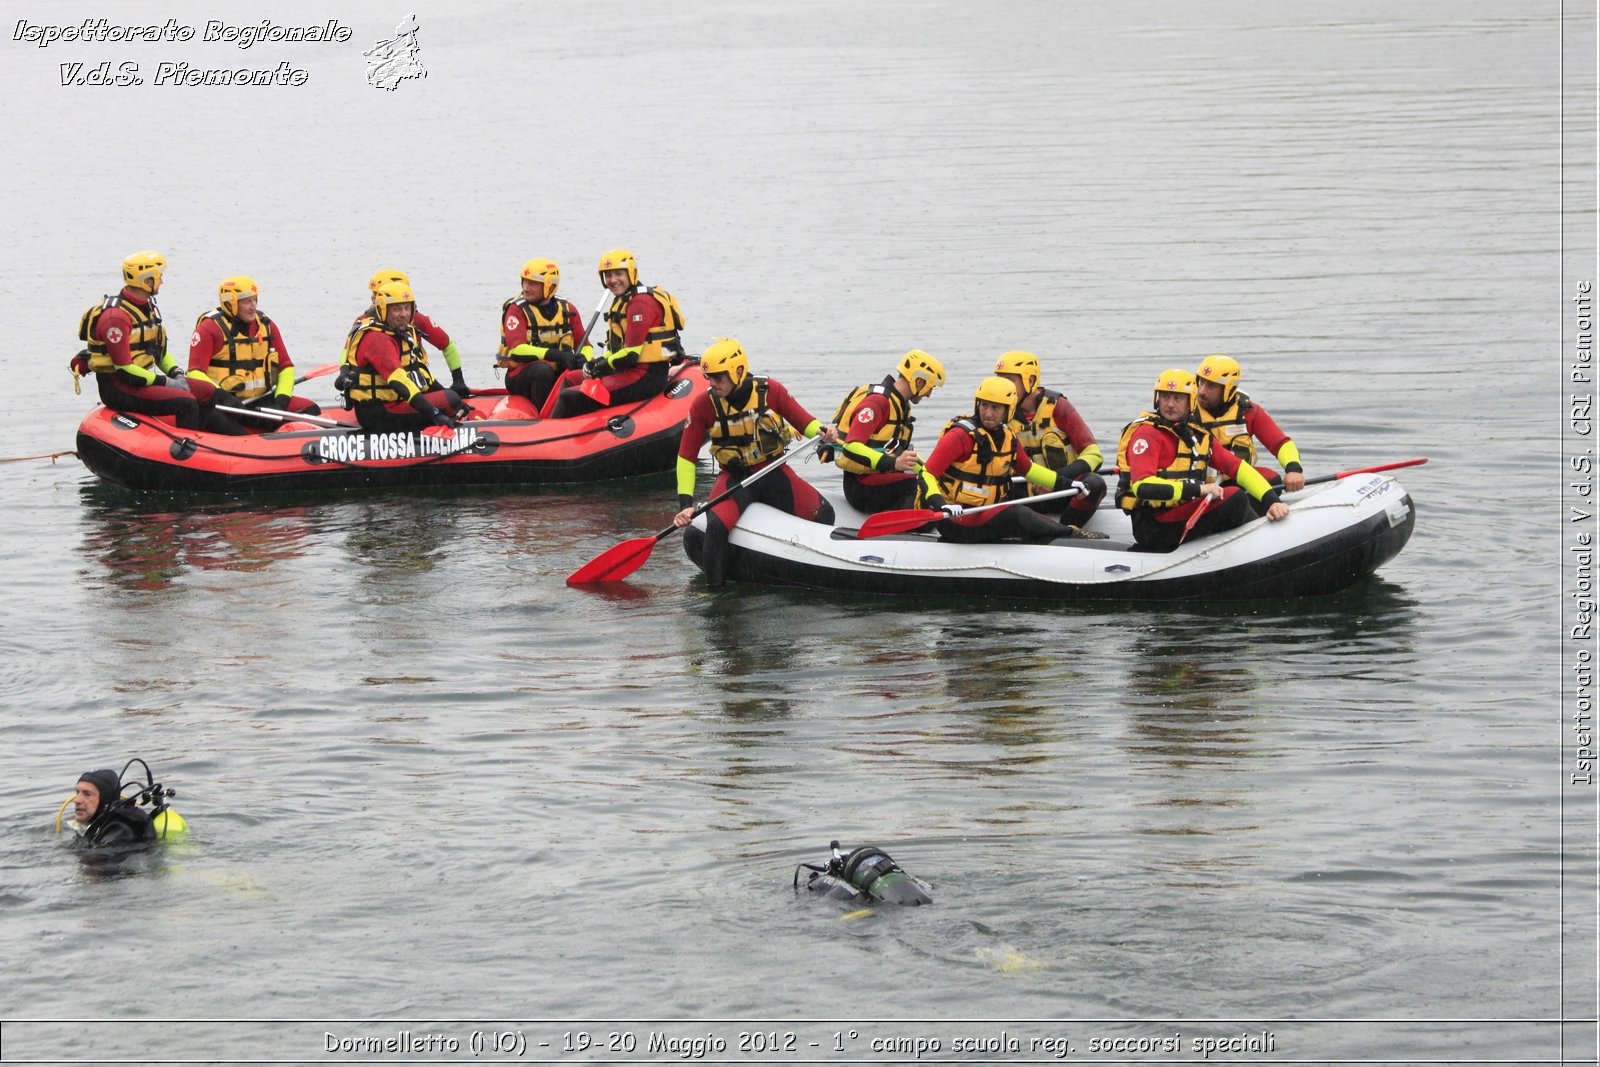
(676, 455, 699, 499)
(1078, 443, 1104, 472)
(1025, 464, 1057, 490)
(275, 366, 295, 396)
(385, 368, 420, 401)
(1235, 461, 1274, 501)
(1276, 440, 1302, 469)
(801, 419, 822, 439)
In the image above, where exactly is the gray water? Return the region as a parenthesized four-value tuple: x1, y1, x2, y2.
(1, 1, 1594, 1063)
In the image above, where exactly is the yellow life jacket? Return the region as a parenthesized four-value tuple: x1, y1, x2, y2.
(830, 378, 913, 476)
(497, 296, 576, 364)
(1114, 414, 1212, 511)
(707, 376, 793, 469)
(1194, 392, 1256, 466)
(920, 417, 1017, 509)
(605, 285, 684, 363)
(79, 294, 167, 375)
(1012, 390, 1080, 468)
(344, 321, 438, 404)
(195, 310, 280, 400)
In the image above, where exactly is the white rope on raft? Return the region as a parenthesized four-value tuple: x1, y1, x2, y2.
(740, 493, 1364, 586)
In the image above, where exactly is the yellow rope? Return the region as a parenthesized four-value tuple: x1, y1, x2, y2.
(0, 451, 78, 464)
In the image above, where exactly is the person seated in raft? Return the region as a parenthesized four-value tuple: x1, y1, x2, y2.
(913, 376, 1104, 545)
(541, 248, 685, 420)
(338, 269, 470, 400)
(71, 251, 244, 435)
(992, 350, 1107, 526)
(828, 349, 946, 514)
(187, 276, 322, 426)
(671, 339, 837, 589)
(1114, 368, 1290, 553)
(342, 281, 470, 434)
(62, 762, 185, 849)
(496, 258, 587, 413)
(1192, 354, 1306, 493)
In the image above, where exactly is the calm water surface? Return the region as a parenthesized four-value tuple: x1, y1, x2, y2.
(0, 1, 1590, 1063)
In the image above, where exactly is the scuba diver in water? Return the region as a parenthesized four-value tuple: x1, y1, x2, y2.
(795, 841, 933, 907)
(60, 759, 186, 848)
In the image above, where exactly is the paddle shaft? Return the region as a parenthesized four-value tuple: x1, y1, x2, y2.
(215, 402, 345, 429)
(1095, 457, 1428, 508)
(858, 485, 1083, 538)
(567, 435, 820, 584)
(240, 362, 341, 407)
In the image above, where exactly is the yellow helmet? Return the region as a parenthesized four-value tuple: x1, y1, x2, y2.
(701, 337, 749, 388)
(897, 350, 945, 401)
(520, 258, 560, 298)
(368, 268, 411, 294)
(993, 350, 1041, 396)
(597, 248, 638, 286)
(1153, 368, 1197, 407)
(122, 251, 167, 294)
(973, 376, 1019, 417)
(218, 276, 259, 317)
(1196, 354, 1242, 405)
(372, 280, 416, 322)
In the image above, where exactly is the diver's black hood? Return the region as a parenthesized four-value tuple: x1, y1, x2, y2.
(77, 769, 122, 825)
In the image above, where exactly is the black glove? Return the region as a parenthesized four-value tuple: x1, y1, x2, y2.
(1057, 458, 1092, 482)
(258, 393, 289, 411)
(549, 346, 581, 371)
(584, 357, 611, 378)
(409, 392, 454, 427)
(450, 368, 471, 397)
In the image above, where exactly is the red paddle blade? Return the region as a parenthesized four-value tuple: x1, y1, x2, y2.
(1177, 495, 1213, 546)
(857, 508, 942, 539)
(567, 536, 660, 585)
(298, 362, 340, 382)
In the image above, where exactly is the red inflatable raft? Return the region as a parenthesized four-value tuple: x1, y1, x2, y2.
(75, 364, 705, 494)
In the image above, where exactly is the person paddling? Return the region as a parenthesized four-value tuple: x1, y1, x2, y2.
(671, 339, 837, 588)
(1115, 368, 1289, 552)
(914, 376, 1100, 544)
(992, 350, 1107, 525)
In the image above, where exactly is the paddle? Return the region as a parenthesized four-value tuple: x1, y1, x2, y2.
(241, 362, 341, 407)
(1288, 457, 1428, 490)
(857, 485, 1083, 539)
(214, 402, 346, 429)
(567, 435, 820, 585)
(1094, 457, 1430, 509)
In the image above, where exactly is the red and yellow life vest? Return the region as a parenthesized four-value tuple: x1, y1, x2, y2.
(344, 322, 438, 404)
(1194, 393, 1257, 465)
(195, 310, 280, 400)
(830, 379, 913, 476)
(604, 286, 684, 363)
(920, 417, 1017, 509)
(79, 294, 167, 375)
(497, 296, 576, 365)
(708, 376, 793, 469)
(1114, 414, 1213, 511)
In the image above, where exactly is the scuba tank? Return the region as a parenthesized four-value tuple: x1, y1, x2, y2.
(794, 840, 933, 906)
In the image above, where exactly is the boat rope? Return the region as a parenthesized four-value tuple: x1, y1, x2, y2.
(1, 450, 78, 464)
(744, 494, 1364, 586)
(85, 389, 666, 473)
